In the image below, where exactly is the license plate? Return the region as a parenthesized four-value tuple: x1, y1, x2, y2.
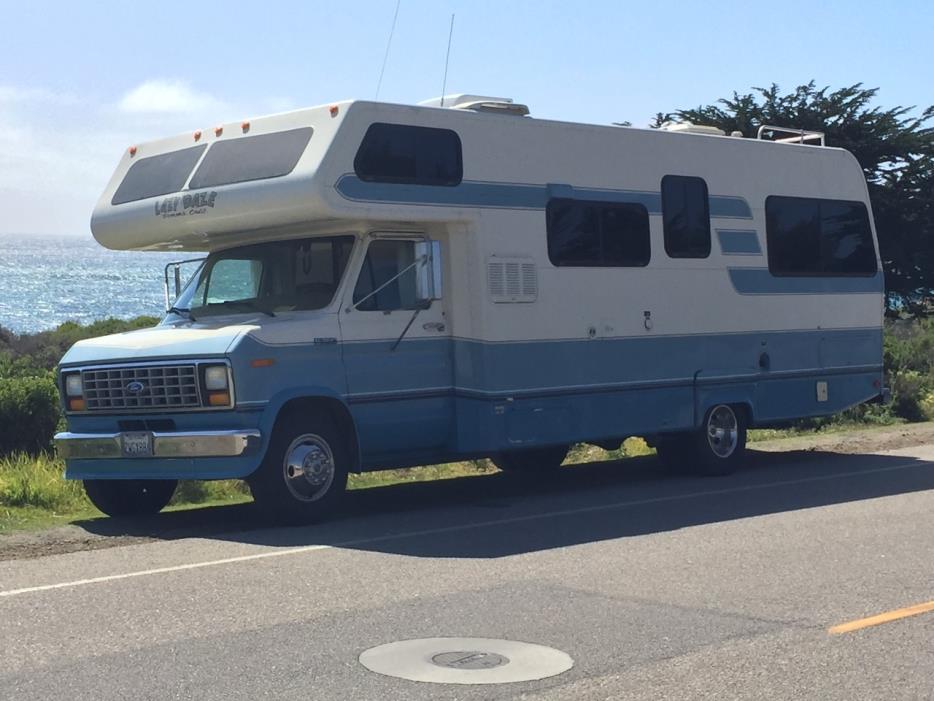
(121, 432, 153, 458)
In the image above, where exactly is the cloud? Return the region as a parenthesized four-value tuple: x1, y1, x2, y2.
(118, 80, 225, 115)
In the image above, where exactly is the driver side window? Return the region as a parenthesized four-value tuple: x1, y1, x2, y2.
(353, 240, 419, 311)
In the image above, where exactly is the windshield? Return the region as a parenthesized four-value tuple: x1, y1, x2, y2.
(173, 236, 355, 318)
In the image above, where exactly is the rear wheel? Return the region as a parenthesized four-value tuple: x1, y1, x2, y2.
(493, 445, 569, 474)
(248, 409, 349, 523)
(656, 404, 747, 476)
(83, 479, 177, 517)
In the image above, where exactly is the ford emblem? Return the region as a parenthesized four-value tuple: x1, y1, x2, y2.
(126, 381, 146, 395)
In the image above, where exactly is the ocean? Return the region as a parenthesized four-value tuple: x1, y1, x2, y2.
(0, 234, 195, 334)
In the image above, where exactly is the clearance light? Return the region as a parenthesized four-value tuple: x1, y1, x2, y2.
(214, 126, 223, 137)
(193, 130, 202, 141)
(241, 121, 250, 133)
(207, 392, 231, 407)
(128, 145, 138, 156)
(329, 105, 339, 117)
(250, 358, 275, 368)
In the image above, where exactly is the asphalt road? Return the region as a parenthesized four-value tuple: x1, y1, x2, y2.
(1, 444, 933, 700)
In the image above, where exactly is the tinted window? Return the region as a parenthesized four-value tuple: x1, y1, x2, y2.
(662, 175, 711, 258)
(547, 199, 650, 267)
(188, 127, 313, 189)
(111, 145, 206, 205)
(766, 196, 876, 276)
(353, 240, 420, 311)
(354, 123, 462, 186)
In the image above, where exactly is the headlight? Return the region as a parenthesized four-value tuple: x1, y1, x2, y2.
(202, 364, 232, 407)
(64, 373, 83, 397)
(204, 365, 229, 391)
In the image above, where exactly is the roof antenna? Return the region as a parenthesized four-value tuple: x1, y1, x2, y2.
(439, 14, 455, 106)
(375, 0, 401, 100)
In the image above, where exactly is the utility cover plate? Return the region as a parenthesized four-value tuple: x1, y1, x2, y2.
(359, 637, 573, 685)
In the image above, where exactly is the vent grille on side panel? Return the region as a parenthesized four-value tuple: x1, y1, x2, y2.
(487, 257, 537, 303)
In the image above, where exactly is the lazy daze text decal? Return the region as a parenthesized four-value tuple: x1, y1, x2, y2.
(154, 191, 218, 218)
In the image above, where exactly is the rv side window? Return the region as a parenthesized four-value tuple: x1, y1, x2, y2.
(547, 199, 650, 267)
(111, 145, 207, 205)
(662, 175, 711, 258)
(188, 128, 313, 189)
(353, 240, 420, 311)
(766, 196, 877, 276)
(354, 123, 463, 186)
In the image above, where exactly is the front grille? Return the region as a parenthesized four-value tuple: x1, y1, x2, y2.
(82, 365, 201, 411)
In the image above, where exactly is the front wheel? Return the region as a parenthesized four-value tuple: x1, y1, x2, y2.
(248, 410, 349, 523)
(83, 479, 178, 517)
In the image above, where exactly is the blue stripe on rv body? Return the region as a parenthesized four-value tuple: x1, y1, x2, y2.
(333, 175, 753, 219)
(729, 269, 884, 295)
(64, 328, 883, 479)
(717, 229, 763, 255)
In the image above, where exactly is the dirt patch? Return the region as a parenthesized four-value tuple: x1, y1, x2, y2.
(0, 525, 154, 562)
(751, 422, 934, 456)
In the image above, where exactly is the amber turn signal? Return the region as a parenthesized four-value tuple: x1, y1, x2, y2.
(68, 398, 86, 411)
(207, 392, 230, 407)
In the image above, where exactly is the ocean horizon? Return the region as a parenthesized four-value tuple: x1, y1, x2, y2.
(0, 233, 195, 335)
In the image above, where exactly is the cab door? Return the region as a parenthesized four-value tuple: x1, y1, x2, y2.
(338, 235, 453, 465)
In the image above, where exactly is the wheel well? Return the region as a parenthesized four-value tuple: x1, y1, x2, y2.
(734, 402, 754, 426)
(275, 397, 360, 471)
(701, 401, 754, 428)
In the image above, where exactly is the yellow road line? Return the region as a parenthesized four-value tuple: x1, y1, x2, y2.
(829, 600, 934, 635)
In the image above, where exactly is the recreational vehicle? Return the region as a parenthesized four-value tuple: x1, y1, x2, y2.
(54, 95, 885, 520)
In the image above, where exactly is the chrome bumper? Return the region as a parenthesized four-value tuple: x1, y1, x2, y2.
(54, 430, 262, 460)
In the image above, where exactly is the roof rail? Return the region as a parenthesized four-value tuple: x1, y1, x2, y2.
(756, 125, 825, 146)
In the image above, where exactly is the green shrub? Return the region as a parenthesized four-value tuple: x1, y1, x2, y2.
(0, 375, 62, 456)
(920, 391, 934, 422)
(890, 370, 931, 422)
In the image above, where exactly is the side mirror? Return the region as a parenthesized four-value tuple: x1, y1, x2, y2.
(414, 240, 443, 303)
(163, 258, 205, 311)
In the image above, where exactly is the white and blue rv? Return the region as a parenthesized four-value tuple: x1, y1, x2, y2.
(54, 95, 885, 520)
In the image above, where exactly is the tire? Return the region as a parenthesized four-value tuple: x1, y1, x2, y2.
(493, 445, 569, 474)
(248, 409, 349, 523)
(655, 434, 693, 473)
(657, 405, 747, 476)
(83, 479, 177, 517)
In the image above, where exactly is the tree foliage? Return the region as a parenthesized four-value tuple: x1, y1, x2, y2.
(655, 82, 934, 315)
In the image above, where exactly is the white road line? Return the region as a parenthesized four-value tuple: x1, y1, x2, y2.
(0, 459, 926, 599)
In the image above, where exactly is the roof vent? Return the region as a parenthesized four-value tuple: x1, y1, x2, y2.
(658, 121, 725, 136)
(419, 94, 530, 117)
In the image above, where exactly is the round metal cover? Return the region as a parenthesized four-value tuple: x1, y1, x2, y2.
(359, 637, 573, 685)
(431, 651, 510, 670)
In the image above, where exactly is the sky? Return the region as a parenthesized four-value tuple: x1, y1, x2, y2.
(1, 0, 932, 237)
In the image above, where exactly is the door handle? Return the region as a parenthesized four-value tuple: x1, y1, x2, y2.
(422, 322, 446, 332)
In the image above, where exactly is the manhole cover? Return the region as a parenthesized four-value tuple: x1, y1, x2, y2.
(359, 637, 573, 685)
(431, 651, 510, 669)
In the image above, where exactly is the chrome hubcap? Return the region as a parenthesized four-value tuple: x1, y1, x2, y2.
(283, 433, 335, 502)
(706, 405, 738, 459)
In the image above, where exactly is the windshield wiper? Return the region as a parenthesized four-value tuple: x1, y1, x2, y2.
(217, 300, 276, 317)
(167, 306, 196, 321)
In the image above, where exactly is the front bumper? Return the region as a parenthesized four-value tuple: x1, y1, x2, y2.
(54, 430, 262, 460)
